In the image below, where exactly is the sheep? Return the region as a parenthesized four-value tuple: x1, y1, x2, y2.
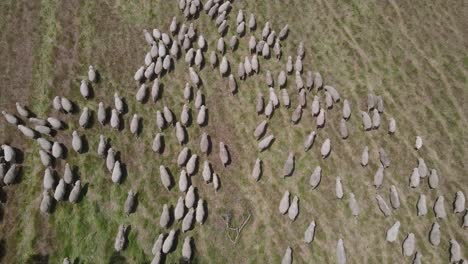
(379, 147, 390, 168)
(294, 56, 303, 73)
(15, 102, 30, 117)
(228, 74, 237, 94)
(386, 221, 400, 242)
(266, 31, 276, 46)
(175, 122, 186, 144)
(0, 164, 4, 183)
(194, 89, 204, 109)
(129, 114, 140, 136)
(429, 222, 440, 246)
(97, 135, 107, 158)
(238, 62, 246, 80)
(376, 194, 392, 217)
(186, 155, 198, 176)
(145, 52, 153, 66)
(158, 41, 167, 57)
(258, 134, 274, 151)
(151, 133, 164, 154)
(179, 169, 189, 192)
(154, 57, 163, 75)
(60, 97, 73, 113)
(248, 13, 256, 30)
(305, 71, 314, 90)
(248, 36, 256, 53)
(53, 96, 62, 111)
(371, 109, 381, 129)
(304, 221, 316, 243)
(428, 169, 439, 189)
(39, 150, 53, 167)
(197, 35, 206, 50)
(269, 88, 279, 107)
(217, 37, 225, 54)
(136, 84, 148, 103)
(54, 179, 66, 201)
(361, 111, 372, 130)
(339, 119, 348, 139)
(449, 239, 461, 263)
(159, 204, 171, 228)
(336, 239, 346, 264)
(287, 195, 299, 221)
(1, 145, 15, 162)
(279, 190, 290, 214)
(361, 146, 369, 166)
(88, 65, 96, 82)
(200, 132, 210, 154)
(291, 105, 302, 124)
(402, 233, 415, 257)
(202, 161, 212, 183)
(145, 62, 155, 79)
(313, 72, 323, 89)
(162, 55, 172, 70)
(416, 193, 427, 216)
(196, 199, 205, 224)
(194, 49, 203, 67)
(349, 193, 360, 216)
(4, 163, 18, 184)
(254, 120, 268, 140)
(180, 104, 190, 127)
(281, 89, 290, 108)
(316, 108, 325, 128)
(114, 224, 127, 252)
(144, 28, 154, 43)
(37, 138, 52, 152)
(336, 177, 344, 199)
(309, 166, 321, 189)
(185, 48, 195, 65)
(454, 191, 465, 213)
(342, 99, 351, 120)
(256, 93, 264, 114)
(434, 195, 446, 219)
(162, 229, 176, 254)
(311, 96, 320, 116)
(207, 4, 218, 18)
(286, 56, 293, 73)
(47, 117, 63, 130)
(367, 94, 375, 111)
(274, 40, 281, 59)
(373, 165, 384, 188)
(160, 166, 173, 190)
(213, 173, 220, 191)
(415, 136, 423, 150)
(278, 71, 287, 88)
(71, 131, 83, 153)
(279, 24, 289, 40)
(134, 66, 145, 81)
(417, 158, 427, 178)
(79, 107, 91, 128)
(183, 83, 192, 102)
(279, 154, 293, 179)
(61, 164, 71, 184)
(229, 35, 238, 50)
(17, 124, 35, 138)
(181, 236, 193, 261)
(409, 168, 420, 188)
(249, 158, 262, 182)
(110, 109, 120, 129)
(281, 247, 292, 264)
(182, 208, 195, 232)
(218, 1, 231, 13)
(69, 180, 82, 203)
(203, 0, 213, 11)
(29, 117, 47, 126)
(219, 142, 230, 166)
(298, 89, 306, 107)
(413, 252, 422, 264)
(189, 67, 200, 86)
(111, 161, 122, 184)
(52, 141, 63, 159)
(156, 111, 165, 131)
(376, 96, 384, 113)
(220, 56, 229, 76)
(98, 102, 107, 125)
(43, 168, 55, 190)
(261, 22, 270, 40)
(251, 55, 259, 73)
(185, 185, 196, 208)
(175, 197, 186, 221)
(163, 106, 174, 125)
(390, 185, 400, 209)
(40, 191, 53, 214)
(256, 40, 266, 54)
(320, 138, 331, 158)
(325, 91, 333, 109)
(325, 86, 340, 102)
(388, 117, 397, 134)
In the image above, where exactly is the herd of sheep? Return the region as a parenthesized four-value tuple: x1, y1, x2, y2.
(0, 0, 466, 263)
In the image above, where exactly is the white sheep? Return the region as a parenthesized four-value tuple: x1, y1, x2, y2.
(248, 13, 256, 30)
(417, 158, 427, 178)
(279, 191, 290, 215)
(349, 193, 360, 216)
(145, 63, 155, 79)
(175, 197, 185, 221)
(251, 158, 262, 181)
(388, 117, 397, 134)
(1, 144, 15, 162)
(160, 165, 173, 190)
(97, 135, 107, 157)
(291, 105, 302, 124)
(336, 177, 344, 199)
(217, 37, 225, 54)
(454, 191, 465, 213)
(160, 204, 170, 228)
(316, 108, 325, 128)
(269, 88, 279, 107)
(183, 83, 192, 101)
(213, 173, 220, 191)
(189, 67, 200, 86)
(361, 111, 372, 130)
(16, 102, 31, 117)
(228, 74, 237, 94)
(130, 114, 140, 135)
(274, 40, 281, 59)
(416, 193, 427, 216)
(282, 151, 295, 177)
(402, 233, 415, 257)
(152, 133, 164, 154)
(110, 109, 120, 129)
(64, 163, 73, 184)
(98, 102, 107, 125)
(182, 236, 193, 260)
(156, 111, 165, 131)
(279, 24, 289, 40)
(309, 166, 321, 189)
(304, 221, 316, 244)
(376, 194, 392, 217)
(40, 191, 53, 214)
(343, 99, 351, 120)
(372, 109, 380, 129)
(386, 221, 400, 242)
(54, 179, 66, 201)
(361, 146, 369, 166)
(69, 180, 82, 203)
(52, 141, 63, 159)
(162, 229, 176, 254)
(409, 168, 420, 188)
(219, 142, 230, 166)
(175, 122, 186, 144)
(202, 160, 212, 183)
(43, 168, 55, 190)
(336, 239, 346, 264)
(311, 96, 320, 116)
(251, 55, 259, 73)
(258, 134, 275, 151)
(60, 97, 73, 113)
(281, 89, 290, 108)
(112, 161, 122, 184)
(433, 195, 446, 219)
(286, 56, 293, 73)
(281, 247, 292, 264)
(256, 93, 264, 114)
(254, 120, 267, 140)
(182, 208, 195, 232)
(248, 36, 256, 53)
(200, 132, 210, 154)
(37, 138, 52, 152)
(185, 186, 196, 208)
(39, 150, 52, 167)
(449, 239, 461, 263)
(379, 147, 390, 168)
(390, 185, 400, 209)
(339, 119, 348, 139)
(325, 91, 333, 109)
(220, 56, 229, 76)
(79, 107, 91, 128)
(367, 94, 375, 111)
(320, 138, 331, 158)
(136, 84, 148, 102)
(179, 169, 189, 192)
(53, 96, 62, 111)
(373, 166, 384, 189)
(134, 66, 145, 81)
(429, 222, 440, 246)
(196, 199, 205, 224)
(71, 130, 83, 153)
(88, 65, 96, 83)
(278, 71, 286, 88)
(163, 106, 174, 125)
(288, 196, 299, 221)
(415, 136, 423, 150)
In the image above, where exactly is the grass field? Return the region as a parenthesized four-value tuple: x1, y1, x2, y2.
(0, 0, 467, 263)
